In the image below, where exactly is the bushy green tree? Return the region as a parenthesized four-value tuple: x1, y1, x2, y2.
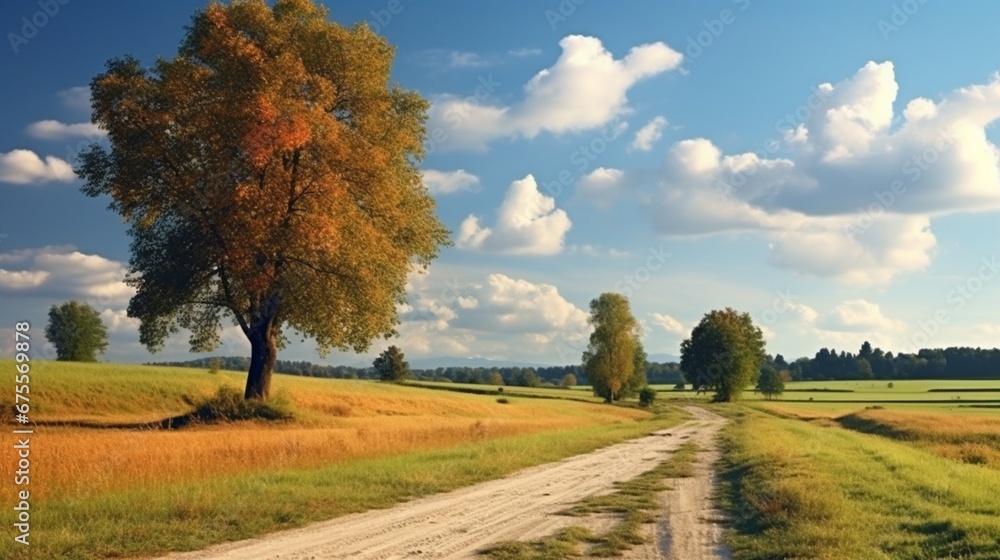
(638, 387, 657, 407)
(680, 307, 766, 402)
(619, 341, 648, 400)
(44, 301, 109, 362)
(757, 367, 785, 400)
(373, 345, 409, 382)
(582, 293, 642, 403)
(510, 368, 542, 387)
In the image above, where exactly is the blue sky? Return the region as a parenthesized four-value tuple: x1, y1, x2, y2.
(4, 0, 1000, 366)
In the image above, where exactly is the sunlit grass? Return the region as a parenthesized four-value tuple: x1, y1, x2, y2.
(836, 408, 1000, 469)
(4, 410, 687, 560)
(1, 361, 650, 500)
(0, 360, 686, 559)
(718, 408, 1000, 559)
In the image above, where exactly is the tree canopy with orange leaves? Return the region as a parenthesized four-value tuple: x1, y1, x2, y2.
(77, 0, 450, 399)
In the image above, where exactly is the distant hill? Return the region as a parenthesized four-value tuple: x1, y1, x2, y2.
(648, 353, 680, 364)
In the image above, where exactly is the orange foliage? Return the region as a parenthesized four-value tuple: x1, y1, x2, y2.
(243, 96, 312, 169)
(78, 0, 449, 372)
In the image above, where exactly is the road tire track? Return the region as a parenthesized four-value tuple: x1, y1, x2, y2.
(654, 407, 732, 560)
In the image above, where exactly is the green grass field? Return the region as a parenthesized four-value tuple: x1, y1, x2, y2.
(0, 360, 686, 559)
(655, 378, 1000, 400)
(718, 407, 1000, 559)
(758, 379, 1000, 402)
(648, 380, 1000, 422)
(708, 378, 1000, 559)
(749, 379, 1000, 421)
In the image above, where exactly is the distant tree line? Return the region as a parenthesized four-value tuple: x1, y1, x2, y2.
(153, 343, 1000, 388)
(150, 356, 367, 379)
(784, 342, 1000, 380)
(148, 357, 685, 387)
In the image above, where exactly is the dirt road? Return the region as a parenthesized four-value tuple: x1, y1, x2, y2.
(644, 407, 732, 560)
(159, 406, 728, 560)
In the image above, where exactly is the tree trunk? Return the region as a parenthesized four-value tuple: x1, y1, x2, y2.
(245, 317, 277, 400)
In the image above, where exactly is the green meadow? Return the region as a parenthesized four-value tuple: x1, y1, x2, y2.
(704, 379, 1000, 559)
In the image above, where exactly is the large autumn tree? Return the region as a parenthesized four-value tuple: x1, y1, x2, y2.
(680, 307, 766, 402)
(582, 293, 643, 403)
(77, 0, 449, 399)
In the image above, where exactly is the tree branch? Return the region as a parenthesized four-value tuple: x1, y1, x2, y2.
(218, 263, 250, 337)
(283, 254, 352, 280)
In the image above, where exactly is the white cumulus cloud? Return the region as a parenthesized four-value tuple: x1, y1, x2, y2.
(427, 35, 683, 151)
(0, 150, 76, 184)
(767, 215, 936, 286)
(100, 308, 141, 333)
(421, 169, 480, 195)
(457, 174, 572, 255)
(629, 115, 668, 152)
(25, 120, 105, 139)
(0, 270, 50, 290)
(649, 312, 685, 335)
(816, 299, 906, 333)
(598, 60, 1000, 284)
(392, 269, 589, 360)
(575, 167, 625, 208)
(0, 246, 133, 307)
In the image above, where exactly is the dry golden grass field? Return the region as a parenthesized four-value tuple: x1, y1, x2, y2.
(0, 360, 680, 559)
